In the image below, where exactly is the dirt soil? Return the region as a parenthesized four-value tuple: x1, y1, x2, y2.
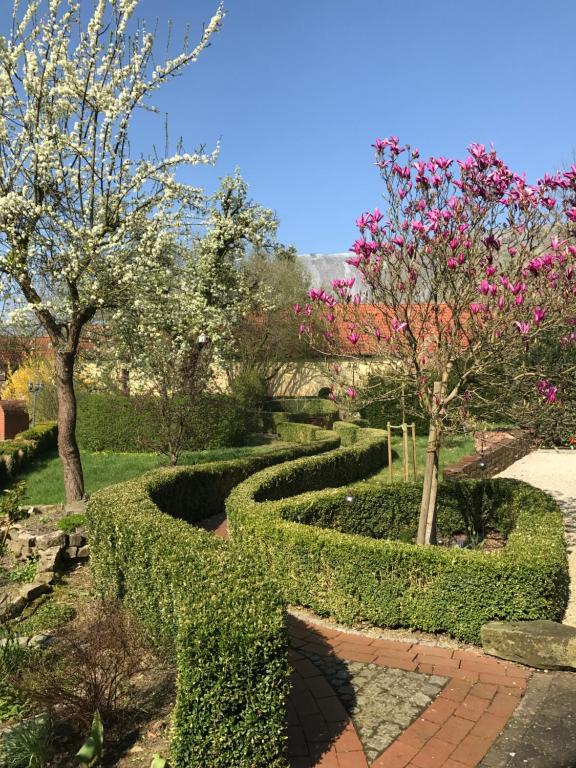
(5, 562, 176, 767)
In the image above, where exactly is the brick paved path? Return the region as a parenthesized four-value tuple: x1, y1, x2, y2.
(196, 515, 529, 767)
(287, 616, 529, 768)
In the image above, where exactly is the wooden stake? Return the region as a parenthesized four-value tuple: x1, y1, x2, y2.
(387, 421, 392, 482)
(411, 422, 418, 480)
(402, 422, 409, 482)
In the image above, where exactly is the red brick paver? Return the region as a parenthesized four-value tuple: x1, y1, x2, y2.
(287, 615, 529, 768)
(198, 516, 527, 767)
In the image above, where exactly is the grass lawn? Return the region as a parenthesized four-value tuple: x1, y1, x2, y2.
(369, 431, 475, 485)
(15, 429, 475, 505)
(18, 440, 291, 505)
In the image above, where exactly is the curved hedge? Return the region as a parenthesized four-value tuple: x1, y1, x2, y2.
(86, 433, 340, 768)
(262, 396, 339, 431)
(227, 446, 568, 644)
(0, 422, 58, 487)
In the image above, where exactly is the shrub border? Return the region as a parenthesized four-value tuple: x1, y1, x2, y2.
(86, 434, 340, 767)
(227, 440, 568, 644)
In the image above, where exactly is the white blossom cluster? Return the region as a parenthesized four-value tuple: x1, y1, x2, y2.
(0, 0, 224, 351)
(99, 170, 280, 394)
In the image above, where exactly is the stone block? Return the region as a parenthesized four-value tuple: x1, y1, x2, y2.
(481, 620, 576, 670)
(68, 533, 84, 547)
(37, 546, 62, 573)
(64, 501, 86, 515)
(7, 539, 23, 557)
(64, 546, 78, 560)
(19, 582, 52, 602)
(35, 531, 66, 550)
(17, 532, 35, 548)
(77, 544, 90, 559)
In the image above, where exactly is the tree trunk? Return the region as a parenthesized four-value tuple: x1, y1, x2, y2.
(424, 438, 440, 545)
(417, 420, 437, 545)
(417, 421, 441, 545)
(55, 351, 85, 502)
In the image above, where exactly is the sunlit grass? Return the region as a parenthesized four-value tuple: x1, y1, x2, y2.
(18, 440, 289, 505)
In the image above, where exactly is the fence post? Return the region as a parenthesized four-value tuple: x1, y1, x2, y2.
(402, 422, 409, 482)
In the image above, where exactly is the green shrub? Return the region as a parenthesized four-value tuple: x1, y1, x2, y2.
(228, 451, 568, 644)
(0, 424, 57, 490)
(86, 434, 339, 767)
(266, 397, 339, 428)
(76, 393, 152, 452)
(275, 421, 329, 444)
(76, 392, 255, 453)
(14, 424, 58, 456)
(261, 411, 296, 432)
(332, 421, 360, 446)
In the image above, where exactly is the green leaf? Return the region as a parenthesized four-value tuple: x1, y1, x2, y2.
(76, 711, 104, 766)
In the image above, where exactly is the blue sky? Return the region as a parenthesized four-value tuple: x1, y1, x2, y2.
(40, 1, 576, 253)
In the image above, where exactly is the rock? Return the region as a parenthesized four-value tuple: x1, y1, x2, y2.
(35, 504, 63, 515)
(0, 595, 27, 620)
(17, 532, 35, 548)
(29, 634, 55, 649)
(37, 546, 62, 573)
(77, 545, 90, 559)
(34, 572, 55, 586)
(63, 547, 78, 560)
(35, 531, 66, 550)
(481, 620, 576, 670)
(68, 533, 84, 547)
(19, 582, 52, 602)
(64, 501, 86, 515)
(7, 539, 23, 557)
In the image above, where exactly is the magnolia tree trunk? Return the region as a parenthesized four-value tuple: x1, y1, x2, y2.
(55, 351, 85, 502)
(416, 382, 443, 546)
(416, 421, 441, 545)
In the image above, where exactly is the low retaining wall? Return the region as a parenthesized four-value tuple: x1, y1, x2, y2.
(443, 429, 533, 480)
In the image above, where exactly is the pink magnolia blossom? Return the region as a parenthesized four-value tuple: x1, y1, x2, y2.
(514, 321, 530, 335)
(346, 387, 357, 400)
(391, 317, 407, 332)
(347, 331, 360, 345)
(533, 307, 546, 324)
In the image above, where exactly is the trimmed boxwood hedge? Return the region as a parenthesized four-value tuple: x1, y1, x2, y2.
(227, 443, 568, 644)
(86, 434, 340, 768)
(0, 422, 58, 487)
(261, 397, 340, 430)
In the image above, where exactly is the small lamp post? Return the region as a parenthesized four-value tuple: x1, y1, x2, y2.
(28, 381, 43, 427)
(478, 433, 487, 472)
(197, 332, 209, 349)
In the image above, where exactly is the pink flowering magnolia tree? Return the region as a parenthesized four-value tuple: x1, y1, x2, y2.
(299, 138, 576, 545)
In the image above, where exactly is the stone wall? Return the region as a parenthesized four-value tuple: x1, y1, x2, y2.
(443, 429, 533, 480)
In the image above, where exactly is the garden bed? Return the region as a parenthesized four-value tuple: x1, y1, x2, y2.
(228, 442, 569, 644)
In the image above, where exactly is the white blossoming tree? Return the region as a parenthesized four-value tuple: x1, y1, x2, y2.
(92, 171, 281, 464)
(0, 0, 224, 500)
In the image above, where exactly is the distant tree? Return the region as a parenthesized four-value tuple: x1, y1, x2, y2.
(302, 137, 576, 544)
(226, 246, 314, 392)
(0, 0, 224, 500)
(93, 171, 280, 464)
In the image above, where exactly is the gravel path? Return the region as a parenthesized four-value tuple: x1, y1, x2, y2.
(496, 449, 576, 627)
